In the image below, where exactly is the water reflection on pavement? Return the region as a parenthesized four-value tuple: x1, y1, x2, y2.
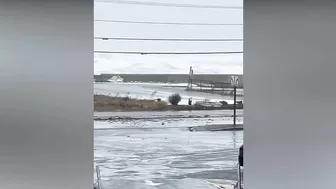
(94, 120, 243, 189)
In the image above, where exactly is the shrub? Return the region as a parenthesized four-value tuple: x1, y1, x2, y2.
(168, 93, 182, 105)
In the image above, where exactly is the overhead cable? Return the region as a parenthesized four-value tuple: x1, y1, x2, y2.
(96, 0, 243, 9)
(94, 19, 243, 26)
(94, 50, 243, 55)
(94, 37, 243, 42)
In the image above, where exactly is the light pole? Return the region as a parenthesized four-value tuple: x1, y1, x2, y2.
(230, 76, 239, 127)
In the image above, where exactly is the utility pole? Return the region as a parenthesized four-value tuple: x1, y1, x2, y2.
(233, 85, 237, 126)
(230, 76, 239, 127)
(187, 66, 193, 90)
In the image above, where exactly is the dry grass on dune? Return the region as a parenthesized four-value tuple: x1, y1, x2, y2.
(94, 94, 168, 111)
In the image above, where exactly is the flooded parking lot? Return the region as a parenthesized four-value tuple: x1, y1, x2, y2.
(94, 116, 243, 189)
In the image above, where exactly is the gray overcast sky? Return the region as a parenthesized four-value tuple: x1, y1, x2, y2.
(94, 0, 243, 53)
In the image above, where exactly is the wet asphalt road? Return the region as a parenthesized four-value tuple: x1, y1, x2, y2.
(94, 118, 243, 189)
(94, 110, 243, 120)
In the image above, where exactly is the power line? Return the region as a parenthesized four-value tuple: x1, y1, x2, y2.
(94, 19, 243, 26)
(94, 50, 243, 55)
(94, 37, 243, 42)
(96, 0, 243, 9)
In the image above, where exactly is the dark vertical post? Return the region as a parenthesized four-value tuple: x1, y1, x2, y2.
(233, 86, 237, 126)
(190, 78, 193, 90)
(187, 66, 193, 90)
(187, 66, 191, 90)
(190, 67, 193, 90)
